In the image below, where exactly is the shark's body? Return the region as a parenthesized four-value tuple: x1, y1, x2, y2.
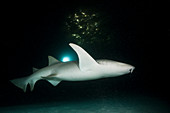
(10, 43, 135, 92)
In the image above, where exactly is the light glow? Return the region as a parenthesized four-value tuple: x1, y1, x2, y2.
(62, 57, 71, 62)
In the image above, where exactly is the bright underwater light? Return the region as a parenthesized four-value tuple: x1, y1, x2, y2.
(62, 56, 71, 62)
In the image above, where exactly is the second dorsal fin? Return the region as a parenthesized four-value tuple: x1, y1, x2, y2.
(48, 56, 60, 65)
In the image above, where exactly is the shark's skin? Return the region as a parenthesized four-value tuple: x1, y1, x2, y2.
(10, 43, 135, 92)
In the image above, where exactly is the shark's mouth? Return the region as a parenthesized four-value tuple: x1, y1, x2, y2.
(129, 68, 135, 73)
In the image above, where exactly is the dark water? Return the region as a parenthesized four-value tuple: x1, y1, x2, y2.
(0, 94, 169, 113)
(3, 1, 169, 113)
(0, 79, 169, 113)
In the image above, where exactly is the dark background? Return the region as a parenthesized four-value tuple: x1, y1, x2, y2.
(2, 0, 168, 107)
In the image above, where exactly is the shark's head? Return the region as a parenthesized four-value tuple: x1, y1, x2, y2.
(69, 43, 135, 78)
(97, 60, 135, 77)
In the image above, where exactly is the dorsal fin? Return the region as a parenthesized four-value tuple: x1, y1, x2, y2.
(48, 56, 60, 65)
(69, 43, 98, 71)
(33, 67, 39, 72)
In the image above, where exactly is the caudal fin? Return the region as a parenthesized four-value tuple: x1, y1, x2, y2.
(10, 77, 38, 92)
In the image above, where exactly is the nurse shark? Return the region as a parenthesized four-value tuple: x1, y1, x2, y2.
(10, 43, 135, 92)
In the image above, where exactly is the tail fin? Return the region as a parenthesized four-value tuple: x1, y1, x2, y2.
(10, 77, 38, 92)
